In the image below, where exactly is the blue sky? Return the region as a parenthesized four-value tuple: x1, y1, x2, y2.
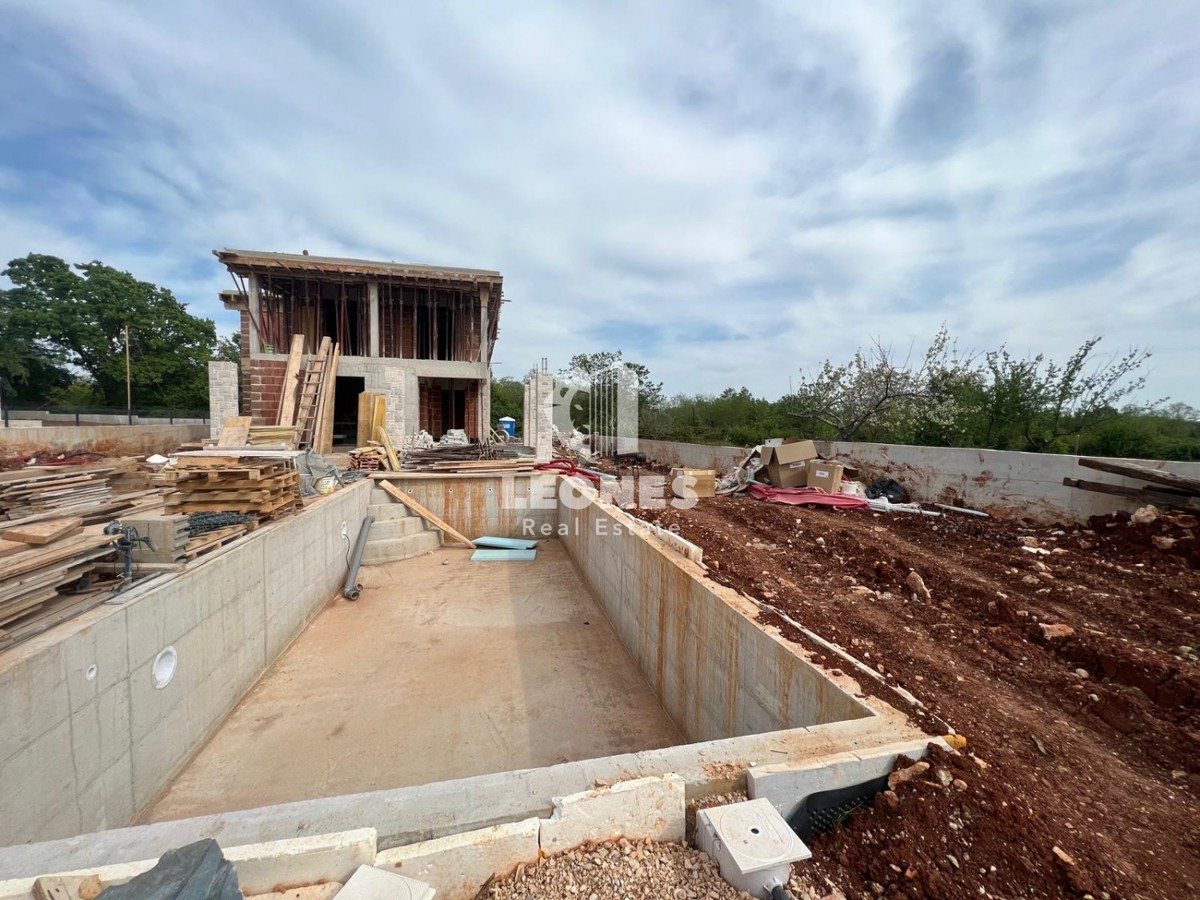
(1, 1, 1197, 403)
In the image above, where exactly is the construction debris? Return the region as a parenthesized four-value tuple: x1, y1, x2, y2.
(0, 459, 163, 525)
(0, 524, 118, 651)
(400, 443, 534, 474)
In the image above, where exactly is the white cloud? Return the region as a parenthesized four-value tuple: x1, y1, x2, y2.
(1, 0, 1197, 403)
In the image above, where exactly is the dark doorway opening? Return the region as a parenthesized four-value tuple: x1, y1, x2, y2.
(332, 376, 365, 447)
(442, 387, 466, 432)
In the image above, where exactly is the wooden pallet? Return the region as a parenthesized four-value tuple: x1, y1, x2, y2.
(183, 523, 251, 559)
(166, 491, 299, 518)
(172, 461, 294, 481)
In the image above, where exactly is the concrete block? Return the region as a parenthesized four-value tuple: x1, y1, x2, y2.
(539, 774, 685, 855)
(76, 751, 135, 836)
(336, 865, 433, 900)
(748, 738, 941, 821)
(375, 818, 540, 899)
(62, 608, 129, 711)
(0, 719, 77, 847)
(70, 680, 131, 790)
(226, 829, 377, 894)
(130, 694, 191, 813)
(0, 640, 69, 767)
(123, 589, 172, 670)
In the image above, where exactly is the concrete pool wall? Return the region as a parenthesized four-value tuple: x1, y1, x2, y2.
(0, 482, 372, 847)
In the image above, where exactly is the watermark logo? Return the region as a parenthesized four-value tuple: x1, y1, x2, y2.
(511, 361, 703, 535)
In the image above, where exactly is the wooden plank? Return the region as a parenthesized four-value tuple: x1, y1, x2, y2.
(377, 426, 400, 471)
(0, 591, 111, 652)
(277, 333, 306, 426)
(316, 342, 340, 454)
(1078, 458, 1200, 495)
(216, 416, 253, 447)
(0, 539, 28, 557)
(3, 517, 84, 545)
(357, 392, 381, 449)
(0, 532, 118, 582)
(1062, 477, 1200, 511)
(378, 480, 474, 548)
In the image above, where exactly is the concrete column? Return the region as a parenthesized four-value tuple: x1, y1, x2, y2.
(479, 285, 490, 363)
(247, 273, 261, 354)
(208, 360, 239, 439)
(479, 379, 492, 443)
(368, 281, 380, 357)
(523, 373, 554, 462)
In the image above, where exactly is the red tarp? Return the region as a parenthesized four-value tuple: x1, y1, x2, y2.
(748, 483, 869, 509)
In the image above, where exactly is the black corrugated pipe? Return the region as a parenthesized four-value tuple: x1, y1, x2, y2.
(342, 516, 374, 601)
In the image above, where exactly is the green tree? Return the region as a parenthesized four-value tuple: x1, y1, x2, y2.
(978, 339, 1158, 452)
(490, 375, 524, 434)
(559, 351, 665, 411)
(1, 254, 226, 410)
(790, 327, 975, 441)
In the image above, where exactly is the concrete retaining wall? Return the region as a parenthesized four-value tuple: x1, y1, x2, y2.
(637, 438, 748, 473)
(0, 481, 371, 846)
(825, 442, 1200, 522)
(558, 482, 870, 742)
(4, 413, 207, 426)
(0, 425, 208, 456)
(636, 437, 1200, 523)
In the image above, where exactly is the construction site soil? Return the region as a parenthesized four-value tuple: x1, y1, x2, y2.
(632, 496, 1200, 900)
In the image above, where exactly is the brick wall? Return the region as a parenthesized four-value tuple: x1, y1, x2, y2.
(247, 358, 287, 425)
(465, 382, 479, 441)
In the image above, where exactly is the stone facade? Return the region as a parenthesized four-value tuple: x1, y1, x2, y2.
(207, 361, 240, 439)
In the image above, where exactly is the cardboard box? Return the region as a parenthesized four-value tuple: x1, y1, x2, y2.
(760, 439, 817, 488)
(669, 468, 716, 499)
(806, 460, 845, 493)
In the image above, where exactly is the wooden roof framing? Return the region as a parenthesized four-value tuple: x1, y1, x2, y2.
(213, 249, 502, 287)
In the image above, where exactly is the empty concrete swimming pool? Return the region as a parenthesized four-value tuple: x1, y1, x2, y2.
(0, 473, 928, 882)
(145, 542, 682, 821)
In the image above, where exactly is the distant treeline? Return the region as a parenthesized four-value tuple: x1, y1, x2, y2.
(494, 331, 1200, 462)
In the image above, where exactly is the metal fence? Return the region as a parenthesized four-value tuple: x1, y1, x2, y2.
(1, 402, 209, 427)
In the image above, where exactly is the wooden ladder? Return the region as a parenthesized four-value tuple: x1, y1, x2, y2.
(294, 337, 331, 449)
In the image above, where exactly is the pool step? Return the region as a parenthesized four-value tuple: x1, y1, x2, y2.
(361, 494, 442, 564)
(361, 529, 442, 565)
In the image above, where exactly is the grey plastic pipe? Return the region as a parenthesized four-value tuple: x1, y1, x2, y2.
(342, 515, 375, 601)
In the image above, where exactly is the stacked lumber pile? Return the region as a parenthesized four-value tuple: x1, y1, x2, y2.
(0, 517, 118, 652)
(165, 456, 301, 522)
(247, 425, 297, 446)
(1065, 458, 1200, 511)
(400, 444, 535, 474)
(0, 460, 163, 525)
(348, 447, 387, 471)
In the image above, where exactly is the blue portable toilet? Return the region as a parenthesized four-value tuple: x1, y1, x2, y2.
(498, 416, 516, 439)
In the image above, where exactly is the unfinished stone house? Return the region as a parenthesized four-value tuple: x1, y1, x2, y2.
(215, 249, 504, 445)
